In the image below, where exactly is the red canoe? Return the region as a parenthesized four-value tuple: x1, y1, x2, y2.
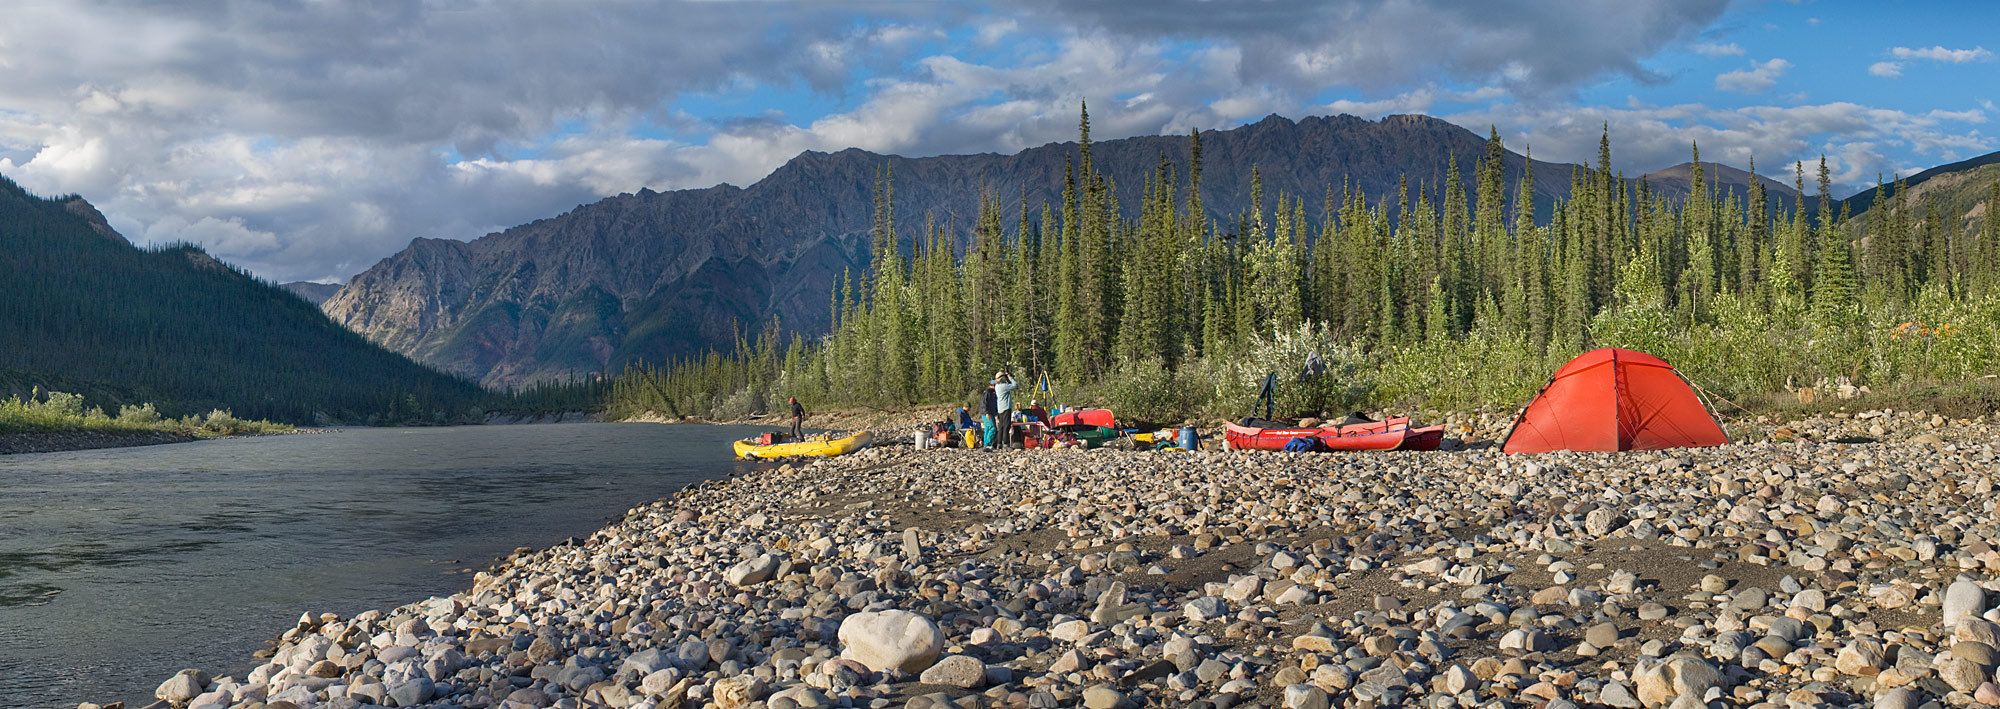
(1049, 408, 1116, 429)
(1223, 418, 1445, 452)
(1223, 418, 1407, 450)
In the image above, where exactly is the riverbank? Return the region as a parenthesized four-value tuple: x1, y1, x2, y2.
(0, 429, 198, 455)
(623, 405, 956, 436)
(0, 428, 321, 457)
(132, 409, 2000, 708)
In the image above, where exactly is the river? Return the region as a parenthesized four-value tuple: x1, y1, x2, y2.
(0, 423, 760, 707)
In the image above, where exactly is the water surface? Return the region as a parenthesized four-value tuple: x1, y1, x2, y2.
(0, 423, 758, 707)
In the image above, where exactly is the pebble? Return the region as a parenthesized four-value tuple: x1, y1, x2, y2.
(918, 654, 985, 688)
(1082, 684, 1125, 708)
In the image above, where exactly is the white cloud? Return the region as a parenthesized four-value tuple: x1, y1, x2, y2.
(1891, 45, 1993, 63)
(1319, 85, 1505, 119)
(1869, 61, 1904, 78)
(1693, 42, 1744, 56)
(1927, 108, 1986, 124)
(144, 215, 280, 255)
(0, 1, 1982, 284)
(1715, 58, 1791, 93)
(974, 17, 1018, 45)
(1448, 99, 1994, 194)
(1016, 0, 1729, 96)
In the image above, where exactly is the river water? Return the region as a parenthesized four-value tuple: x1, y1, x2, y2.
(0, 423, 759, 708)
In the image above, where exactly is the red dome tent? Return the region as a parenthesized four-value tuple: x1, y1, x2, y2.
(1501, 348, 1729, 454)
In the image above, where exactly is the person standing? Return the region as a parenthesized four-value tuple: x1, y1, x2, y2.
(788, 396, 805, 439)
(980, 383, 999, 449)
(993, 371, 1017, 446)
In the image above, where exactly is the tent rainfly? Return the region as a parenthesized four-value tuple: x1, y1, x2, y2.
(1501, 348, 1729, 454)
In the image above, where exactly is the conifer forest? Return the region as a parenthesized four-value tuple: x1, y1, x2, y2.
(609, 105, 2000, 422)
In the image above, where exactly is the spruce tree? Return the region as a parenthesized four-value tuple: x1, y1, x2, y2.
(1743, 157, 1767, 298)
(1811, 218, 1859, 327)
(1983, 179, 2000, 294)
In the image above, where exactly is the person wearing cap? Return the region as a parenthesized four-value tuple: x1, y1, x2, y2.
(993, 370, 1017, 447)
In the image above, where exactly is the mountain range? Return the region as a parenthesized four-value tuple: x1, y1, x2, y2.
(5, 110, 1986, 419)
(320, 113, 1823, 387)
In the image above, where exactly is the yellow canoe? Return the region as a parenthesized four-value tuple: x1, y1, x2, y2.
(733, 431, 872, 460)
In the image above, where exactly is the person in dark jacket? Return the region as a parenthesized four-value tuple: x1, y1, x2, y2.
(980, 384, 999, 449)
(788, 397, 806, 439)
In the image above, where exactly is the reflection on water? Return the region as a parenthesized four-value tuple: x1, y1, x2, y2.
(0, 423, 758, 708)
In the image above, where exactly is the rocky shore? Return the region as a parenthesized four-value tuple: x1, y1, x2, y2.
(0, 429, 196, 456)
(122, 409, 2000, 709)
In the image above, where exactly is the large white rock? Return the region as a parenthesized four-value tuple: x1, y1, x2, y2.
(1634, 654, 1723, 707)
(1945, 580, 1987, 628)
(837, 610, 943, 673)
(156, 669, 210, 703)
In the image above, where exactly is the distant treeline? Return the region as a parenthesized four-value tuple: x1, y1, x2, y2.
(0, 174, 493, 425)
(607, 105, 2000, 421)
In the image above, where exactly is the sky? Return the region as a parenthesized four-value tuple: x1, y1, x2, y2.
(0, 1, 1994, 284)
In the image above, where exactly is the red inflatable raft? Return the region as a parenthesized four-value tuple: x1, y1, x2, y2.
(1223, 417, 1445, 452)
(1048, 407, 1116, 429)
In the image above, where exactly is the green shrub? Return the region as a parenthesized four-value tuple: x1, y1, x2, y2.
(117, 402, 161, 424)
(1093, 356, 1188, 424)
(1375, 328, 1551, 412)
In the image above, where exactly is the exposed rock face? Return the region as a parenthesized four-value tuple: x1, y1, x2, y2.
(59, 196, 128, 242)
(324, 113, 1585, 387)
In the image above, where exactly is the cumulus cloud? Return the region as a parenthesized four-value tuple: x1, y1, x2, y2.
(1320, 85, 1506, 119)
(1866, 46, 1989, 84)
(0, 1, 1984, 281)
(1892, 45, 1994, 63)
(1448, 99, 1993, 192)
(1017, 0, 1728, 97)
(0, 1, 970, 280)
(0, 0, 1735, 281)
(1715, 58, 1791, 93)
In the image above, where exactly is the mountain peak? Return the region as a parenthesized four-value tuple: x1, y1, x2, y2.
(1643, 161, 1802, 198)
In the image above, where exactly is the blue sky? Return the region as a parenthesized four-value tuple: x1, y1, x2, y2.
(0, 1, 1992, 282)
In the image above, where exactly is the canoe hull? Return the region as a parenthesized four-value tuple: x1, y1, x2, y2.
(1223, 418, 1442, 452)
(1049, 408, 1116, 429)
(1222, 417, 1406, 451)
(734, 431, 873, 460)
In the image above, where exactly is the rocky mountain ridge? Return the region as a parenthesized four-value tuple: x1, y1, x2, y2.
(321, 113, 1937, 386)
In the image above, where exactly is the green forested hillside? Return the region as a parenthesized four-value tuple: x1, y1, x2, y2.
(610, 107, 2000, 422)
(0, 174, 487, 424)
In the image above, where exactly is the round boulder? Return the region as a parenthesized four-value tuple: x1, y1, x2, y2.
(837, 610, 943, 673)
